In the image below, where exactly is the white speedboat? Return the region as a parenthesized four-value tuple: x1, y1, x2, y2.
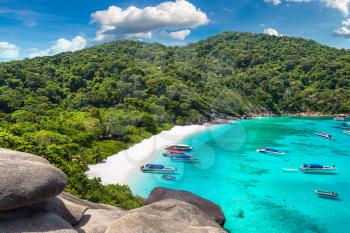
(140, 164, 177, 173)
(315, 190, 339, 199)
(300, 164, 336, 173)
(315, 133, 334, 140)
(166, 144, 193, 151)
(256, 147, 285, 155)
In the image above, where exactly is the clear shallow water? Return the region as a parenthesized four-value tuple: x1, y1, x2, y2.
(129, 117, 350, 233)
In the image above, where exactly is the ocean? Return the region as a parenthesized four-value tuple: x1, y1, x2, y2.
(129, 117, 350, 233)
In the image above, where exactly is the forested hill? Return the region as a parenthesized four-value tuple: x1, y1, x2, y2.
(0, 32, 349, 207)
(1, 32, 350, 118)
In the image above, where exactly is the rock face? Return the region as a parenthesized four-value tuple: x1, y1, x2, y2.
(145, 187, 226, 226)
(0, 149, 227, 233)
(75, 208, 125, 233)
(0, 211, 77, 233)
(30, 196, 87, 225)
(106, 200, 226, 233)
(0, 149, 67, 211)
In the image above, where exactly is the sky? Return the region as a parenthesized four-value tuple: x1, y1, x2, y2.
(1, 0, 350, 61)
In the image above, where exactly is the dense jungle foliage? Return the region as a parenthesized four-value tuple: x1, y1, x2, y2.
(0, 32, 349, 208)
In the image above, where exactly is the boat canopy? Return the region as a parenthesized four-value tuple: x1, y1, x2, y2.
(145, 164, 165, 169)
(176, 144, 190, 147)
(303, 164, 323, 168)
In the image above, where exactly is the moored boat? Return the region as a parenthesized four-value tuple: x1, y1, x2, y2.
(170, 154, 198, 162)
(140, 164, 177, 173)
(315, 133, 334, 140)
(315, 190, 339, 199)
(162, 149, 185, 157)
(300, 164, 336, 173)
(256, 147, 285, 155)
(166, 144, 193, 151)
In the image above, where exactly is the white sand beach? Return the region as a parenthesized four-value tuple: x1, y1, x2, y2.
(86, 124, 213, 185)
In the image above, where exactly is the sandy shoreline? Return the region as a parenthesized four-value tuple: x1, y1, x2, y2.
(86, 124, 214, 185)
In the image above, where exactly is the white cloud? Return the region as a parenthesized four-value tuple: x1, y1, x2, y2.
(286, 0, 313, 2)
(265, 0, 350, 15)
(29, 36, 87, 58)
(334, 17, 350, 37)
(342, 18, 350, 26)
(0, 41, 19, 61)
(91, 0, 209, 42)
(334, 26, 350, 37)
(322, 0, 350, 15)
(263, 28, 281, 36)
(50, 36, 87, 54)
(159, 29, 191, 40)
(265, 0, 282, 5)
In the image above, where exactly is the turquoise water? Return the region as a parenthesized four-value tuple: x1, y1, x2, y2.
(129, 117, 350, 233)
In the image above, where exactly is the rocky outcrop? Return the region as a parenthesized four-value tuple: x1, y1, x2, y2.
(0, 149, 67, 211)
(0, 210, 77, 233)
(0, 148, 227, 233)
(105, 199, 226, 233)
(75, 208, 125, 233)
(145, 187, 226, 226)
(30, 196, 87, 225)
(106, 213, 225, 233)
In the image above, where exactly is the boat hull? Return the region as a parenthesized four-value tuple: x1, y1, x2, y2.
(301, 169, 336, 174)
(141, 169, 177, 174)
(170, 158, 198, 163)
(315, 133, 334, 140)
(167, 147, 192, 151)
(256, 149, 285, 155)
(315, 190, 339, 199)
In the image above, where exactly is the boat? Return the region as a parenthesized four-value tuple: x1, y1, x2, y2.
(282, 168, 298, 172)
(315, 133, 334, 140)
(163, 148, 185, 157)
(166, 144, 193, 151)
(162, 174, 176, 181)
(170, 154, 198, 162)
(166, 148, 184, 153)
(315, 190, 339, 199)
(334, 117, 345, 121)
(256, 147, 285, 155)
(300, 164, 336, 173)
(140, 164, 177, 173)
(343, 130, 350, 135)
(162, 151, 185, 157)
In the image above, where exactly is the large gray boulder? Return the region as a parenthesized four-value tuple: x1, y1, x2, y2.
(145, 187, 226, 226)
(30, 196, 87, 225)
(0, 149, 67, 211)
(105, 200, 226, 233)
(0, 210, 77, 233)
(75, 208, 125, 233)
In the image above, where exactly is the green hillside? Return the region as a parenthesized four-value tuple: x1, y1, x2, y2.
(0, 32, 349, 207)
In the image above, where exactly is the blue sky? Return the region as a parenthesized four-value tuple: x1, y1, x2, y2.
(0, 0, 350, 61)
